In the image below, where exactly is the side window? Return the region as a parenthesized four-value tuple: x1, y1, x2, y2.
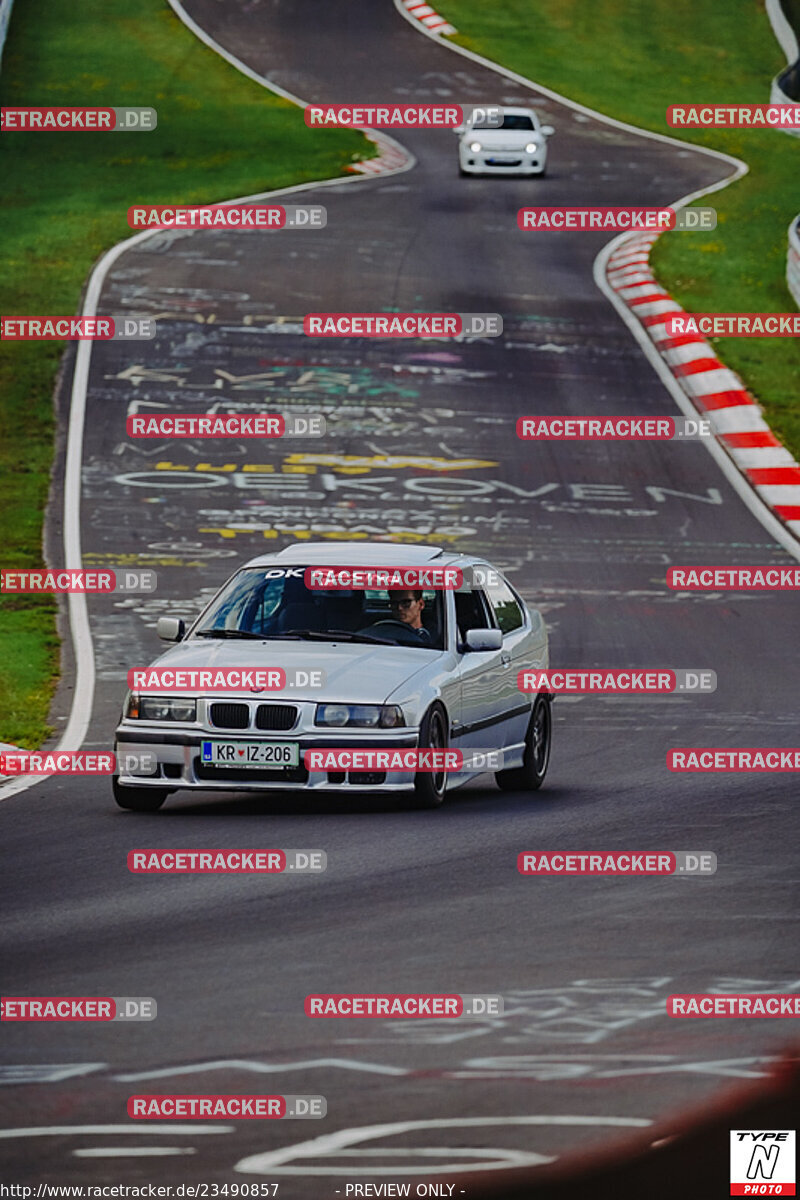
(454, 589, 493, 639)
(486, 579, 524, 635)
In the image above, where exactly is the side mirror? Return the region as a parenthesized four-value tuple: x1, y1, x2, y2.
(541, 124, 555, 137)
(464, 627, 502, 652)
(156, 616, 185, 642)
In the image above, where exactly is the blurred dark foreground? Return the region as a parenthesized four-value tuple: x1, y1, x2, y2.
(444, 1049, 799, 1199)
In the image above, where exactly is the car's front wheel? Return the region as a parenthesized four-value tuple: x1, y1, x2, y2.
(412, 704, 449, 809)
(495, 695, 551, 792)
(112, 777, 168, 811)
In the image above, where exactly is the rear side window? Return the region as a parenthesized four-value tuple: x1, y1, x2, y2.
(486, 579, 524, 634)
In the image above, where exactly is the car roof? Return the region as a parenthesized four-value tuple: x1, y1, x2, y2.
(241, 542, 491, 569)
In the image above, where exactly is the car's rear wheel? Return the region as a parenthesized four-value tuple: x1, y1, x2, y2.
(112, 777, 168, 811)
(495, 695, 551, 792)
(412, 704, 449, 809)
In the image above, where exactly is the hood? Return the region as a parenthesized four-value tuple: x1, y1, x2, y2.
(144, 638, 443, 704)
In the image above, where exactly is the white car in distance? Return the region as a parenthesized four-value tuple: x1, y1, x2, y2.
(458, 106, 554, 176)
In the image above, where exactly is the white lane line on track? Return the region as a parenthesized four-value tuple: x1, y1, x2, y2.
(394, 0, 800, 561)
(234, 1114, 652, 1176)
(73, 1148, 196, 1157)
(0, 2, 415, 805)
(116, 1057, 408, 1081)
(0, 1063, 107, 1085)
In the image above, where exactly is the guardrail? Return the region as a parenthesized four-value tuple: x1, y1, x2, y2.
(768, 3, 800, 307)
(0, 0, 14, 75)
(788, 216, 800, 307)
(767, 0, 799, 57)
(770, 70, 800, 134)
(768, 0, 800, 133)
(777, 56, 800, 99)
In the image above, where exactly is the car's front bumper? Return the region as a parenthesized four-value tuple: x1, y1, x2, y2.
(114, 727, 423, 792)
(459, 149, 546, 175)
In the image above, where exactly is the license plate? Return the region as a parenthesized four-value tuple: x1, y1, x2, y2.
(201, 740, 299, 768)
(488, 157, 517, 165)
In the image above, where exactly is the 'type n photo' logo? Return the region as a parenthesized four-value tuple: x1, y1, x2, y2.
(730, 1130, 795, 1195)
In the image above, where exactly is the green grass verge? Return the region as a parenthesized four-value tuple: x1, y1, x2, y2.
(441, 0, 800, 451)
(0, 0, 371, 748)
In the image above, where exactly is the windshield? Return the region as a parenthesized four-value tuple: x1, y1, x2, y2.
(193, 567, 446, 650)
(500, 114, 535, 130)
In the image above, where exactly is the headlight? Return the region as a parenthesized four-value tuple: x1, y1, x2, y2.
(315, 704, 405, 729)
(525, 142, 539, 153)
(315, 703, 350, 727)
(469, 141, 482, 152)
(126, 693, 197, 722)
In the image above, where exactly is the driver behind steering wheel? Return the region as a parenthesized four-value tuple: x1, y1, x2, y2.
(389, 590, 431, 642)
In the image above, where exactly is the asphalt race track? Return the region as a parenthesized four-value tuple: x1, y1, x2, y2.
(1, 0, 798, 1190)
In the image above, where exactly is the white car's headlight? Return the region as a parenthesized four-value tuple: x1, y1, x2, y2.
(126, 693, 197, 722)
(525, 142, 539, 153)
(165, 698, 197, 722)
(469, 141, 482, 152)
(316, 704, 405, 729)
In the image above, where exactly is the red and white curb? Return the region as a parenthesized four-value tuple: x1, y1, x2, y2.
(400, 0, 457, 36)
(347, 130, 414, 175)
(607, 231, 800, 540)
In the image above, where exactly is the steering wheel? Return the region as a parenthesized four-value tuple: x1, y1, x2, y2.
(359, 619, 422, 644)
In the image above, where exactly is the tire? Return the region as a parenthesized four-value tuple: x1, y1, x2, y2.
(495, 695, 551, 792)
(412, 704, 449, 809)
(112, 776, 168, 811)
